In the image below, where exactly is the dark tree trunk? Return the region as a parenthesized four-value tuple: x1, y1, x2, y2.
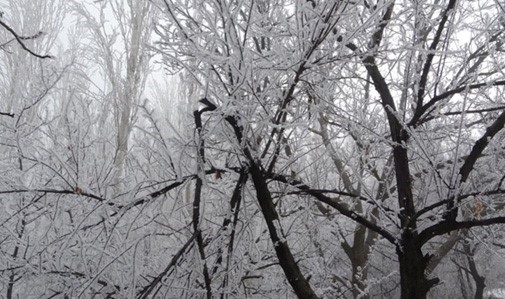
(398, 234, 437, 299)
(474, 276, 485, 299)
(351, 259, 369, 299)
(347, 224, 370, 299)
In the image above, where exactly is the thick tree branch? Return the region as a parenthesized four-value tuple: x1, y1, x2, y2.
(414, 188, 505, 220)
(459, 110, 505, 182)
(357, 52, 416, 227)
(249, 164, 319, 299)
(419, 216, 505, 245)
(368, 0, 395, 49)
(347, 29, 416, 227)
(0, 111, 14, 117)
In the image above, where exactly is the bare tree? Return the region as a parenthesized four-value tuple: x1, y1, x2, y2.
(154, 0, 505, 298)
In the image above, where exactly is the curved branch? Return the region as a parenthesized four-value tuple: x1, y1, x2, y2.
(0, 19, 52, 59)
(443, 110, 505, 221)
(459, 110, 505, 183)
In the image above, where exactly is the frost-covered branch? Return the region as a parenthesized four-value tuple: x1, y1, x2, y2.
(419, 217, 505, 245)
(410, 80, 505, 126)
(0, 19, 52, 59)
